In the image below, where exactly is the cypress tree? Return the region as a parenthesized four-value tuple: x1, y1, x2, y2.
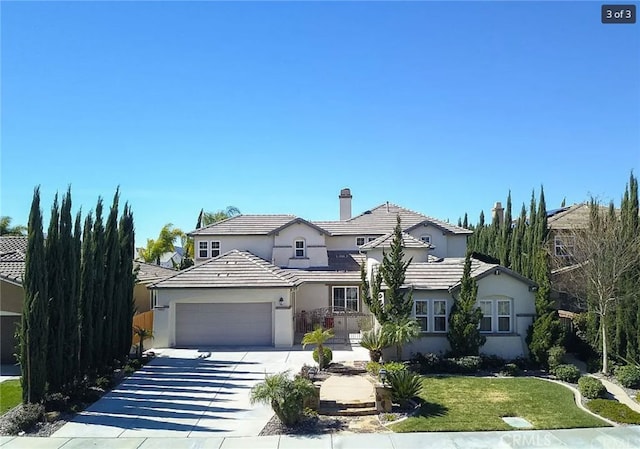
(79, 212, 95, 375)
(103, 191, 120, 362)
(73, 211, 82, 366)
(60, 188, 79, 386)
(19, 187, 49, 403)
(117, 204, 135, 359)
(380, 216, 413, 321)
(447, 253, 486, 356)
(499, 191, 512, 267)
(46, 194, 64, 392)
(462, 213, 468, 229)
(510, 204, 527, 275)
(92, 199, 107, 372)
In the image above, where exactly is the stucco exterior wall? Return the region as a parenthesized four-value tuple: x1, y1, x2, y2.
(194, 235, 274, 262)
(0, 281, 23, 314)
(1, 313, 20, 363)
(272, 223, 328, 267)
(295, 283, 330, 312)
(152, 287, 293, 348)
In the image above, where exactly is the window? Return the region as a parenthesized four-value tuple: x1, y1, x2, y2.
(414, 299, 447, 333)
(479, 300, 492, 332)
(554, 235, 575, 257)
(433, 300, 447, 332)
(211, 241, 221, 257)
(415, 300, 428, 332)
(356, 237, 366, 246)
(198, 241, 208, 258)
(420, 234, 432, 245)
(368, 237, 376, 242)
(497, 300, 512, 332)
(332, 286, 359, 312)
(479, 299, 513, 333)
(294, 239, 306, 257)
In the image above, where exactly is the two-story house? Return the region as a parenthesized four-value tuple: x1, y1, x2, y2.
(150, 189, 537, 359)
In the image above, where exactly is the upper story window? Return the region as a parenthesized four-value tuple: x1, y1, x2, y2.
(211, 241, 221, 257)
(294, 239, 306, 258)
(414, 299, 448, 333)
(479, 299, 513, 333)
(356, 237, 366, 246)
(198, 241, 208, 258)
(332, 286, 359, 312)
(420, 234, 432, 245)
(554, 235, 575, 257)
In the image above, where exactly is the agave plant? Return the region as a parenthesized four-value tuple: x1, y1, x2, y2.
(360, 328, 389, 362)
(387, 369, 423, 408)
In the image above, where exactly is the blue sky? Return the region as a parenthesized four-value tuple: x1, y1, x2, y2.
(1, 1, 638, 246)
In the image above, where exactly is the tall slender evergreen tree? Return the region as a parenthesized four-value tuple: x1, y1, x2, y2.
(79, 212, 95, 375)
(19, 187, 49, 403)
(103, 191, 120, 362)
(60, 188, 79, 386)
(117, 205, 135, 358)
(46, 194, 64, 392)
(92, 199, 107, 371)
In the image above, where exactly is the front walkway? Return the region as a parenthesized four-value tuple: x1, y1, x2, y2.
(2, 426, 640, 448)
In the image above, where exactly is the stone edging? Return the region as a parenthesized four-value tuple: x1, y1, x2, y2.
(534, 376, 618, 427)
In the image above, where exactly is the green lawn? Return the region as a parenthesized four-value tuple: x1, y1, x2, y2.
(0, 380, 22, 415)
(391, 376, 609, 432)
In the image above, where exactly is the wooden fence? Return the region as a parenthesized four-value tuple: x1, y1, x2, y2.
(132, 310, 154, 346)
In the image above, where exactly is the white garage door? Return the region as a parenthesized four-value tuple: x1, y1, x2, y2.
(175, 302, 273, 346)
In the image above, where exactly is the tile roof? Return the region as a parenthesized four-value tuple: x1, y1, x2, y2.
(287, 270, 362, 284)
(360, 232, 432, 250)
(0, 236, 27, 285)
(0, 236, 27, 254)
(189, 215, 297, 236)
(547, 203, 611, 230)
(400, 257, 535, 290)
(134, 261, 179, 284)
(150, 250, 299, 288)
(315, 203, 472, 236)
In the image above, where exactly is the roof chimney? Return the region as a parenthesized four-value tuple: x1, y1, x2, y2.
(339, 188, 352, 220)
(492, 201, 504, 226)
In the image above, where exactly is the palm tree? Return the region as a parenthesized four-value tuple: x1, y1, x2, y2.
(0, 216, 26, 236)
(250, 371, 315, 426)
(360, 328, 389, 362)
(199, 206, 241, 227)
(133, 326, 153, 359)
(138, 223, 184, 265)
(302, 326, 334, 370)
(383, 318, 421, 361)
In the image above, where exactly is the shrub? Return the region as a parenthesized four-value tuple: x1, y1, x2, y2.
(312, 347, 333, 369)
(454, 356, 482, 373)
(250, 371, 316, 426)
(578, 376, 606, 399)
(124, 365, 136, 376)
(44, 392, 69, 412)
(480, 354, 506, 371)
(129, 358, 142, 370)
(553, 364, 581, 383)
(614, 365, 640, 389)
(3, 403, 45, 435)
(547, 346, 566, 371)
(500, 363, 522, 377)
(413, 352, 442, 374)
(387, 369, 423, 408)
(95, 376, 112, 390)
(586, 399, 640, 424)
(511, 356, 537, 371)
(366, 361, 382, 376)
(382, 361, 407, 375)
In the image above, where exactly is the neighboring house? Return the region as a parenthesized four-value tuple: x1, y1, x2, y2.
(133, 261, 178, 313)
(135, 247, 185, 269)
(0, 236, 27, 363)
(151, 189, 537, 359)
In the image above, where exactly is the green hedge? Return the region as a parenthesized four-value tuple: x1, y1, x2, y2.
(578, 376, 606, 399)
(552, 364, 581, 383)
(614, 365, 640, 389)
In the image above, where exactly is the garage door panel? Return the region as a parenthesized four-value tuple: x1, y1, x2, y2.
(176, 302, 272, 346)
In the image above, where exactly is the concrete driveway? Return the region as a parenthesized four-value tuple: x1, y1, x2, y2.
(52, 346, 368, 438)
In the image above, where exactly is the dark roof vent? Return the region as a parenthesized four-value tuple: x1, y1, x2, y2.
(364, 210, 372, 215)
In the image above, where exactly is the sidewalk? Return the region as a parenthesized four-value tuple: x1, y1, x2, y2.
(2, 427, 640, 449)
